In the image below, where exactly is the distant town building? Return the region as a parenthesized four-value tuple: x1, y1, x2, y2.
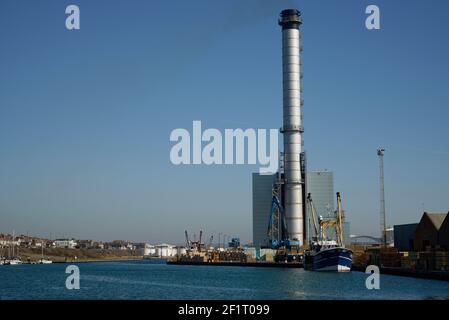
(0, 239, 17, 246)
(76, 240, 95, 249)
(54, 239, 77, 249)
(17, 236, 31, 247)
(0, 234, 20, 247)
(105, 240, 136, 250)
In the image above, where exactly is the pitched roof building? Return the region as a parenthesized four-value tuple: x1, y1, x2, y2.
(413, 212, 447, 251)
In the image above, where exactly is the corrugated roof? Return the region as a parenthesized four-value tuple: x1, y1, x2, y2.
(424, 212, 447, 230)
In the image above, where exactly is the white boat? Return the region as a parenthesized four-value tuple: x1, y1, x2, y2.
(38, 243, 53, 264)
(4, 230, 22, 265)
(6, 258, 22, 265)
(38, 258, 53, 264)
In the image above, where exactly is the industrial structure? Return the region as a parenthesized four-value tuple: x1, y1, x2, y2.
(174, 8, 349, 267)
(251, 9, 307, 248)
(253, 170, 351, 247)
(170, 9, 449, 276)
(279, 9, 305, 245)
(249, 10, 357, 255)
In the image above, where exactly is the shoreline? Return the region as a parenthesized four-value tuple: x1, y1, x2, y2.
(1, 247, 149, 264)
(52, 257, 147, 264)
(1, 257, 146, 265)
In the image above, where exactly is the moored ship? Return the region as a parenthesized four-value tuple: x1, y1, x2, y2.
(305, 240, 352, 272)
(304, 192, 352, 272)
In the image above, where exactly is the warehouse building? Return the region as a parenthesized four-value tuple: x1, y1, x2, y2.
(413, 212, 447, 251)
(394, 223, 418, 251)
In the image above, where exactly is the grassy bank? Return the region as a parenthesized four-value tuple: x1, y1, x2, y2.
(13, 247, 143, 263)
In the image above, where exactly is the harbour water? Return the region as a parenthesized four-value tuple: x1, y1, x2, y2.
(1, 260, 449, 300)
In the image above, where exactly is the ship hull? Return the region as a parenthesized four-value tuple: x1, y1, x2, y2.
(305, 247, 352, 272)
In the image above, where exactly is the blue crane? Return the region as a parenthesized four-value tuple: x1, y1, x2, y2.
(267, 195, 300, 248)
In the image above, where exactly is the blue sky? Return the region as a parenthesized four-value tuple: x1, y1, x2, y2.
(1, 0, 448, 244)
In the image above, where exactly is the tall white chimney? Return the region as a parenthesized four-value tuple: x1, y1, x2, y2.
(278, 9, 304, 244)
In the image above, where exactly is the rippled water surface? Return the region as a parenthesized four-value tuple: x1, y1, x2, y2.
(1, 260, 449, 300)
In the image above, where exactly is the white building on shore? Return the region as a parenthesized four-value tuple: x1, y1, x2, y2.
(54, 239, 77, 249)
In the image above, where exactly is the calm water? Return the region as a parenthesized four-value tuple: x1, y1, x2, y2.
(1, 260, 449, 300)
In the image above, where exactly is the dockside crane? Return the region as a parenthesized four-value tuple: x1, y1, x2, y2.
(267, 195, 298, 249)
(185, 230, 203, 251)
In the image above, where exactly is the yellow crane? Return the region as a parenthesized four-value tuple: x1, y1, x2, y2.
(307, 192, 345, 246)
(306, 193, 320, 240)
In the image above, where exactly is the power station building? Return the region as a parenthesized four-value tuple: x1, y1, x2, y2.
(252, 173, 277, 247)
(307, 171, 335, 218)
(306, 171, 350, 244)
